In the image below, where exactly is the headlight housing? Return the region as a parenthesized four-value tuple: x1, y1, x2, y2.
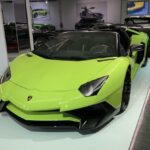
(0, 67, 11, 84)
(79, 76, 108, 97)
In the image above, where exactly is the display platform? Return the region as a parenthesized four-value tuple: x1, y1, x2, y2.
(130, 88, 150, 150)
(0, 60, 150, 150)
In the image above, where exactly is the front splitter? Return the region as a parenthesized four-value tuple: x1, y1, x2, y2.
(2, 102, 120, 134)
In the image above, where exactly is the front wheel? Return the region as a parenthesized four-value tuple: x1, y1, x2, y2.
(119, 69, 131, 114)
(142, 43, 149, 67)
(142, 48, 149, 67)
(142, 57, 148, 67)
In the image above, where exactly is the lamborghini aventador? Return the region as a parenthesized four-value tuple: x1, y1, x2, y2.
(0, 26, 149, 134)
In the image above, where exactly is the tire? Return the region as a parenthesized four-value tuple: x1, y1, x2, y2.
(142, 56, 148, 67)
(142, 44, 149, 67)
(119, 68, 131, 114)
(0, 101, 7, 112)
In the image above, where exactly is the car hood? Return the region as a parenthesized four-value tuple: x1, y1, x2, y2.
(10, 54, 116, 91)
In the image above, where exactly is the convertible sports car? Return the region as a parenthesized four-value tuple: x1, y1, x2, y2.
(0, 27, 149, 134)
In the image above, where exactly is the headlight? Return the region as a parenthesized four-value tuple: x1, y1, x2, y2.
(79, 76, 108, 97)
(0, 67, 11, 84)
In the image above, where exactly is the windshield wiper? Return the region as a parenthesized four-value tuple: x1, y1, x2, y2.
(48, 56, 88, 61)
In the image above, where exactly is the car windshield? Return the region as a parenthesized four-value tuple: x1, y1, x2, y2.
(33, 32, 117, 61)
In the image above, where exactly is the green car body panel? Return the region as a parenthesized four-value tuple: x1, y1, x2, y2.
(33, 24, 55, 32)
(0, 28, 149, 133)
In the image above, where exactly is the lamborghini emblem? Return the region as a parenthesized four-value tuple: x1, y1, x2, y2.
(27, 96, 32, 101)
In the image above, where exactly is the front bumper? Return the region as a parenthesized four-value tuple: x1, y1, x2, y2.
(0, 100, 119, 134)
(0, 81, 111, 112)
(0, 80, 122, 134)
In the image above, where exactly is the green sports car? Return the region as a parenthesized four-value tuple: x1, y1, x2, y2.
(0, 26, 149, 134)
(33, 24, 56, 32)
(32, 9, 48, 18)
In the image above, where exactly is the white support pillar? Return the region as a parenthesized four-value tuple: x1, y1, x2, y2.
(0, 2, 9, 76)
(26, 0, 34, 51)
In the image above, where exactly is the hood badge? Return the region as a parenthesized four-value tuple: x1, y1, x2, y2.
(27, 96, 33, 101)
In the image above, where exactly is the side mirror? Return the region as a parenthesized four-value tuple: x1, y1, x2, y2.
(130, 43, 144, 52)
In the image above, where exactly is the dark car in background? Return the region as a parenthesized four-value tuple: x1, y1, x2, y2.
(4, 23, 30, 53)
(4, 23, 57, 53)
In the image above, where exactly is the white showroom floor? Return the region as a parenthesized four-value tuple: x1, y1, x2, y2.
(0, 60, 150, 150)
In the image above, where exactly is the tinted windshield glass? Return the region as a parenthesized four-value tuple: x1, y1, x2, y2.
(33, 32, 117, 61)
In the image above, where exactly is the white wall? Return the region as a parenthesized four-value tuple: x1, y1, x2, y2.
(0, 3, 9, 76)
(1, 2, 15, 24)
(48, 1, 60, 30)
(121, 0, 128, 23)
(60, 0, 76, 30)
(107, 0, 121, 23)
(14, 2, 28, 23)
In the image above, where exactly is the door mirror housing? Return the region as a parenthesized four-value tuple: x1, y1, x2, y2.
(130, 43, 144, 52)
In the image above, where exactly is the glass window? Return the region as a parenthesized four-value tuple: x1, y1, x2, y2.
(33, 32, 118, 61)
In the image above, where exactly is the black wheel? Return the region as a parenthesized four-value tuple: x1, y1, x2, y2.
(142, 40, 150, 67)
(0, 100, 7, 112)
(142, 44, 149, 67)
(119, 69, 131, 114)
(142, 57, 148, 67)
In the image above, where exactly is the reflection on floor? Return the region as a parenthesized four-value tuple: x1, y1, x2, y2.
(0, 60, 150, 150)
